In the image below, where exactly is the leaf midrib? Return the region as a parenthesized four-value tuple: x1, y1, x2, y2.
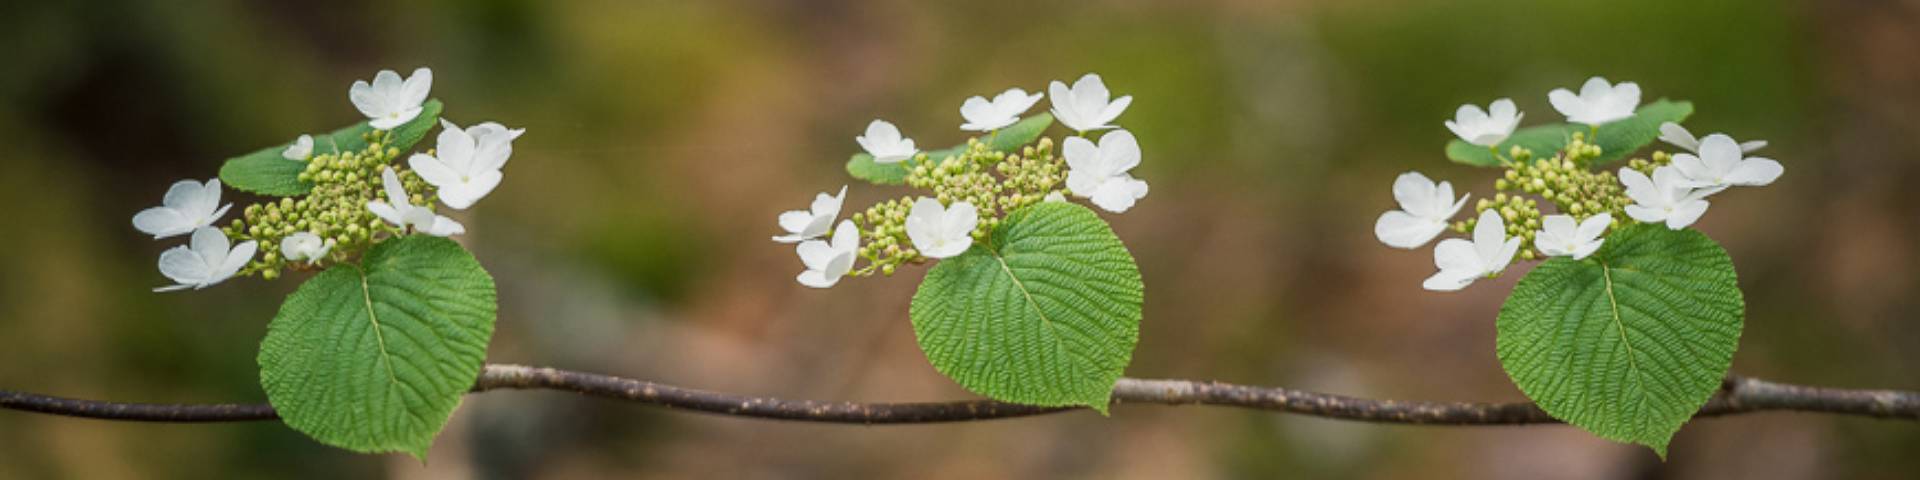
(988, 242, 1087, 402)
(354, 265, 400, 387)
(1599, 260, 1651, 434)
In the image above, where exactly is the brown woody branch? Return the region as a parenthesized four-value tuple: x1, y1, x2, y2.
(3, 364, 1915, 425)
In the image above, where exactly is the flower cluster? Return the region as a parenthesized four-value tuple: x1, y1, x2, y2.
(775, 73, 1146, 288)
(1379, 76, 1784, 292)
(135, 67, 524, 291)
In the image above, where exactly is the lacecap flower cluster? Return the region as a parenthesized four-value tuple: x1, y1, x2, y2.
(133, 67, 524, 291)
(776, 73, 1147, 288)
(1379, 76, 1784, 291)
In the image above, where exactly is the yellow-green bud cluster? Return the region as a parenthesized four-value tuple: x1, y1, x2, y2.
(1625, 150, 1674, 176)
(851, 197, 921, 277)
(220, 130, 438, 279)
(1457, 193, 1544, 261)
(1476, 134, 1636, 258)
(849, 137, 1066, 278)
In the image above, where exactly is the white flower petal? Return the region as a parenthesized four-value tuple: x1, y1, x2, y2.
(1725, 157, 1783, 186)
(214, 240, 258, 285)
(796, 239, 836, 271)
(1374, 210, 1446, 249)
(1391, 172, 1439, 214)
(367, 202, 404, 227)
(408, 153, 462, 189)
(157, 245, 212, 287)
(423, 216, 467, 237)
(283, 134, 314, 160)
(1624, 204, 1666, 224)
(1432, 238, 1480, 274)
(1658, 122, 1699, 152)
(133, 208, 192, 239)
(1666, 199, 1709, 230)
(1422, 269, 1480, 292)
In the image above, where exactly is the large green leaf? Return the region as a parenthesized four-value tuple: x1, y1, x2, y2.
(1446, 99, 1693, 167)
(258, 235, 496, 459)
(221, 99, 444, 196)
(846, 113, 1054, 185)
(1496, 224, 1743, 457)
(909, 202, 1142, 411)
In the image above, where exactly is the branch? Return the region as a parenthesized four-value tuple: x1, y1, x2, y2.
(3, 364, 1916, 425)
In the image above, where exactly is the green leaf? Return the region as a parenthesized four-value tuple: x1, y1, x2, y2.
(1496, 224, 1743, 457)
(1446, 99, 1693, 167)
(844, 152, 911, 185)
(845, 113, 1054, 185)
(258, 235, 496, 459)
(909, 202, 1142, 412)
(220, 99, 444, 196)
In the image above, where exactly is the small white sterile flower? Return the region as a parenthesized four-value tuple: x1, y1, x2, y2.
(1658, 122, 1766, 154)
(133, 178, 234, 240)
(1535, 213, 1611, 260)
(1044, 191, 1067, 203)
(960, 88, 1044, 132)
(155, 227, 257, 293)
(906, 198, 978, 259)
(367, 167, 466, 237)
(1621, 166, 1710, 230)
(280, 231, 332, 264)
(1374, 172, 1469, 249)
(795, 219, 860, 289)
(1444, 98, 1523, 147)
(1668, 133, 1784, 193)
(856, 120, 918, 164)
(410, 119, 524, 210)
(349, 67, 433, 130)
(1064, 129, 1149, 213)
(1423, 209, 1522, 292)
(283, 134, 314, 160)
(1548, 76, 1641, 126)
(772, 186, 847, 243)
(1048, 73, 1133, 132)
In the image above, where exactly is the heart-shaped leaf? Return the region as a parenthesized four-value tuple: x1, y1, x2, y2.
(1497, 224, 1742, 456)
(909, 201, 1142, 411)
(258, 234, 495, 459)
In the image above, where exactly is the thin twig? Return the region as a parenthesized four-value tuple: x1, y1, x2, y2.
(1, 365, 1915, 425)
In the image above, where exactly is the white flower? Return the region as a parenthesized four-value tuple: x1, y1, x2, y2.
(772, 186, 847, 243)
(1044, 191, 1067, 203)
(856, 120, 918, 164)
(960, 88, 1044, 132)
(1621, 166, 1711, 230)
(1374, 172, 1469, 249)
(133, 178, 234, 240)
(1548, 76, 1641, 126)
(1064, 129, 1150, 213)
(409, 119, 524, 210)
(1423, 209, 1522, 292)
(349, 67, 433, 130)
(155, 227, 257, 293)
(1668, 133, 1784, 193)
(280, 231, 333, 264)
(1048, 73, 1133, 132)
(1535, 213, 1611, 260)
(282, 134, 314, 160)
(1658, 122, 1766, 154)
(906, 198, 978, 259)
(795, 220, 860, 289)
(367, 167, 466, 237)
(1444, 98, 1523, 147)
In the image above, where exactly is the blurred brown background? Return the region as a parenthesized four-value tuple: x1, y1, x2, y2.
(2, 0, 1916, 478)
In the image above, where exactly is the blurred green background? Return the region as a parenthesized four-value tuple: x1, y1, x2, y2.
(2, 0, 1916, 478)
